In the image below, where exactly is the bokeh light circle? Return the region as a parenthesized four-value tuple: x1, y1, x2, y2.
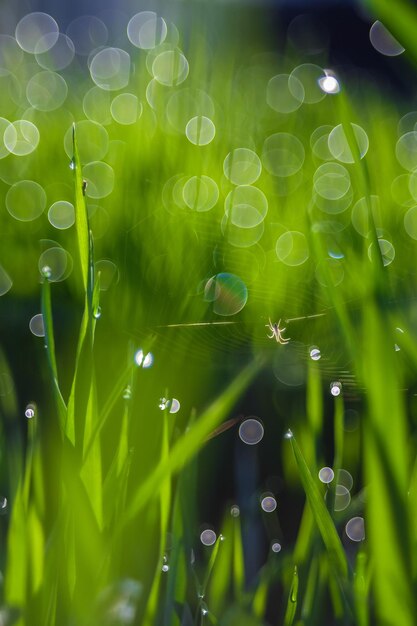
(261, 495, 277, 513)
(48, 201, 75, 229)
(225, 185, 268, 228)
(6, 180, 46, 221)
(204, 273, 248, 316)
(200, 529, 216, 546)
(223, 148, 262, 185)
(262, 133, 305, 177)
(29, 313, 45, 337)
(89, 47, 130, 91)
(152, 49, 189, 86)
(238, 418, 264, 445)
(319, 467, 334, 484)
(127, 12, 167, 49)
(328, 123, 369, 163)
(276, 231, 309, 266)
(111, 93, 142, 125)
(15, 13, 59, 54)
(26, 71, 68, 111)
(64, 121, 109, 163)
(345, 516, 365, 541)
(182, 175, 219, 212)
(185, 116, 215, 146)
(82, 161, 115, 199)
(4, 120, 40, 156)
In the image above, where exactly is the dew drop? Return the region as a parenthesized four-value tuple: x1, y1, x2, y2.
(69, 157, 75, 170)
(159, 397, 168, 410)
(0, 497, 7, 513)
(230, 505, 240, 517)
(25, 403, 36, 419)
(161, 564, 169, 572)
(309, 346, 321, 361)
(330, 381, 342, 396)
(93, 305, 102, 319)
(201, 604, 209, 616)
(284, 429, 294, 440)
(123, 385, 132, 400)
(134, 349, 154, 368)
(41, 265, 52, 279)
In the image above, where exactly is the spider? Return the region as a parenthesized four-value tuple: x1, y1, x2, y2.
(265, 318, 290, 344)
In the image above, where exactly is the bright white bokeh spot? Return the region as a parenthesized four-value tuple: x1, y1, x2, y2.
(238, 418, 264, 445)
(25, 403, 36, 419)
(330, 381, 342, 396)
(134, 349, 154, 368)
(345, 516, 365, 541)
(29, 313, 45, 337)
(223, 148, 262, 185)
(318, 467, 334, 484)
(261, 495, 277, 513)
(370, 21, 404, 57)
(48, 201, 75, 229)
(309, 347, 321, 361)
(271, 542, 282, 553)
(318, 71, 340, 94)
(185, 116, 215, 146)
(284, 429, 294, 439)
(200, 529, 216, 546)
(169, 398, 180, 414)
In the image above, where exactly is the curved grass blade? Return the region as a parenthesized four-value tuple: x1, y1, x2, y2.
(286, 434, 348, 581)
(120, 358, 262, 530)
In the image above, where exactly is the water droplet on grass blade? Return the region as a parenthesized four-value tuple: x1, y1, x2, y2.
(309, 346, 321, 360)
(25, 403, 36, 418)
(134, 349, 153, 368)
(93, 306, 102, 319)
(284, 429, 293, 440)
(123, 386, 131, 400)
(0, 497, 7, 513)
(330, 381, 342, 396)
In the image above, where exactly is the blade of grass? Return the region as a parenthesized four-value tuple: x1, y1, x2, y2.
(286, 434, 348, 582)
(283, 566, 298, 626)
(119, 358, 262, 530)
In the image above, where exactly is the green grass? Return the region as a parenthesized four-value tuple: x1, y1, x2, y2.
(1, 2, 417, 624)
